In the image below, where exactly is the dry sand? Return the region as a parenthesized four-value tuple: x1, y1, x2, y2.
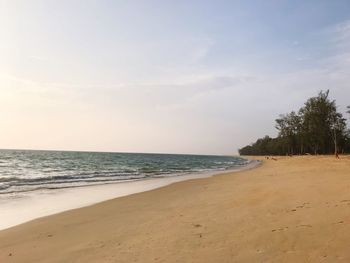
(1, 156, 350, 262)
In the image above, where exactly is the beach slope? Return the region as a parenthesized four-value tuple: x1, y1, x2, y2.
(1, 156, 350, 262)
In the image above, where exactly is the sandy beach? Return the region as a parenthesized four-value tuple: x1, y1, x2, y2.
(1, 156, 350, 262)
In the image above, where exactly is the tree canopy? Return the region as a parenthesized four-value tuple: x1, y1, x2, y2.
(239, 90, 350, 156)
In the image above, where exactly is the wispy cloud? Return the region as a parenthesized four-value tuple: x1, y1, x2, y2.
(331, 20, 350, 49)
(28, 55, 47, 62)
(189, 38, 215, 63)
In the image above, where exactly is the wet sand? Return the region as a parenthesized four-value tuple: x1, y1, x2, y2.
(0, 161, 258, 231)
(1, 156, 350, 262)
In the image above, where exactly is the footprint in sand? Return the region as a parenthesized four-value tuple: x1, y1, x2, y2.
(289, 202, 312, 212)
(191, 224, 204, 238)
(340, 200, 350, 206)
(271, 227, 289, 232)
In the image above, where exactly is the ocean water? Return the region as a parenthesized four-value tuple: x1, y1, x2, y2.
(0, 149, 249, 196)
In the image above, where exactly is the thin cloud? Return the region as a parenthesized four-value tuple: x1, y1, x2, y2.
(28, 55, 47, 62)
(189, 38, 215, 63)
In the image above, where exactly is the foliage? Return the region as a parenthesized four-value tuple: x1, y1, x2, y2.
(239, 90, 350, 155)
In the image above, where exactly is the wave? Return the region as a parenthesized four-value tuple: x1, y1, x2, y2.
(0, 150, 248, 195)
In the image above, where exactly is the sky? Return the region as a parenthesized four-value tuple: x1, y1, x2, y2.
(0, 0, 350, 155)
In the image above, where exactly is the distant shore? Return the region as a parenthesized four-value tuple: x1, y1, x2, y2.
(1, 156, 350, 262)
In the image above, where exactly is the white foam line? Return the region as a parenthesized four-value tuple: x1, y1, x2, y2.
(0, 160, 260, 231)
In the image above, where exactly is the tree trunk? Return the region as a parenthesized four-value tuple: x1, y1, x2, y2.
(334, 130, 338, 157)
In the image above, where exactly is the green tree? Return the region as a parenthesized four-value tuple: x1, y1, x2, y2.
(239, 90, 349, 156)
(275, 111, 301, 155)
(299, 90, 345, 154)
(328, 108, 347, 156)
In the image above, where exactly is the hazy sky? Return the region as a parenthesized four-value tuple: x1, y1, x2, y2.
(1, 0, 350, 155)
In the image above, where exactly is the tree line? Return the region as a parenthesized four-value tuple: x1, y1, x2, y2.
(239, 90, 350, 156)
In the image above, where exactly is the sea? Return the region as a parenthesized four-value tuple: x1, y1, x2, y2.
(0, 149, 254, 230)
(0, 149, 249, 196)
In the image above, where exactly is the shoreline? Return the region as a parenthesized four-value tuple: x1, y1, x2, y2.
(3, 156, 350, 262)
(0, 159, 260, 231)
